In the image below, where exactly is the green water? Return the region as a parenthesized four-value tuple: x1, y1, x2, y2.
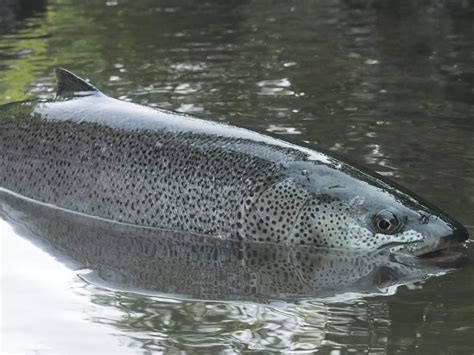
(1, 0, 473, 353)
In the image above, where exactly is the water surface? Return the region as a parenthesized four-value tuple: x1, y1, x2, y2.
(1, 0, 473, 353)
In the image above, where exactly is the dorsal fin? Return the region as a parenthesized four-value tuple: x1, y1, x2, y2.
(55, 68, 99, 97)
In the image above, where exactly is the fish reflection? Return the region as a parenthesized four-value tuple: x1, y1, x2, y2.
(0, 189, 466, 302)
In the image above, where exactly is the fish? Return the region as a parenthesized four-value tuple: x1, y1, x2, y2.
(1, 189, 465, 301)
(0, 68, 469, 255)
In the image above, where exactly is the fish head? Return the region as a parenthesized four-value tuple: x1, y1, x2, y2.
(282, 161, 469, 255)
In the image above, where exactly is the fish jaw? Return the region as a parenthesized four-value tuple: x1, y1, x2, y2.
(383, 225, 469, 256)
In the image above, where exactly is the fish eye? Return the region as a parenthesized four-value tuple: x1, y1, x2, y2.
(373, 210, 400, 234)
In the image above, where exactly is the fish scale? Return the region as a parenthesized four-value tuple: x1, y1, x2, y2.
(3, 187, 452, 301)
(0, 68, 468, 253)
(0, 107, 292, 236)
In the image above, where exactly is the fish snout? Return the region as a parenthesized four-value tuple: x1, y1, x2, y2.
(421, 212, 469, 243)
(413, 216, 469, 256)
(395, 214, 469, 257)
(441, 224, 469, 245)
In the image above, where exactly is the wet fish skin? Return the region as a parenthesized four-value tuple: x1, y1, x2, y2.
(2, 189, 462, 301)
(0, 68, 468, 254)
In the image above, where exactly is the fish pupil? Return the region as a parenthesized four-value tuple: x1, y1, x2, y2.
(378, 219, 391, 231)
(374, 210, 400, 234)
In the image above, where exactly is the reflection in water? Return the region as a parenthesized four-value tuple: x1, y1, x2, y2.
(86, 292, 397, 352)
(0, 0, 49, 103)
(0, 0, 473, 353)
(0, 0, 47, 35)
(0, 189, 468, 352)
(1, 189, 462, 302)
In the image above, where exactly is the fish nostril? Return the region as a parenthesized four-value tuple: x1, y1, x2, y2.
(420, 214, 429, 224)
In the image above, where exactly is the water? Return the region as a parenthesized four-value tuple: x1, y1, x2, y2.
(0, 0, 473, 353)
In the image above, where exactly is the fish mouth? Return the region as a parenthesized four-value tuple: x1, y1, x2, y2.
(384, 226, 469, 257)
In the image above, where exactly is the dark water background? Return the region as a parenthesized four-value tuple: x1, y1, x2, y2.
(0, 0, 473, 353)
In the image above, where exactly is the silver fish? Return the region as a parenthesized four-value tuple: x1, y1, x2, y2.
(1, 189, 465, 301)
(0, 68, 468, 255)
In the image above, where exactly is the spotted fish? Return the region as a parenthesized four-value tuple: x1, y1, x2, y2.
(0, 68, 469, 255)
(1, 189, 464, 301)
